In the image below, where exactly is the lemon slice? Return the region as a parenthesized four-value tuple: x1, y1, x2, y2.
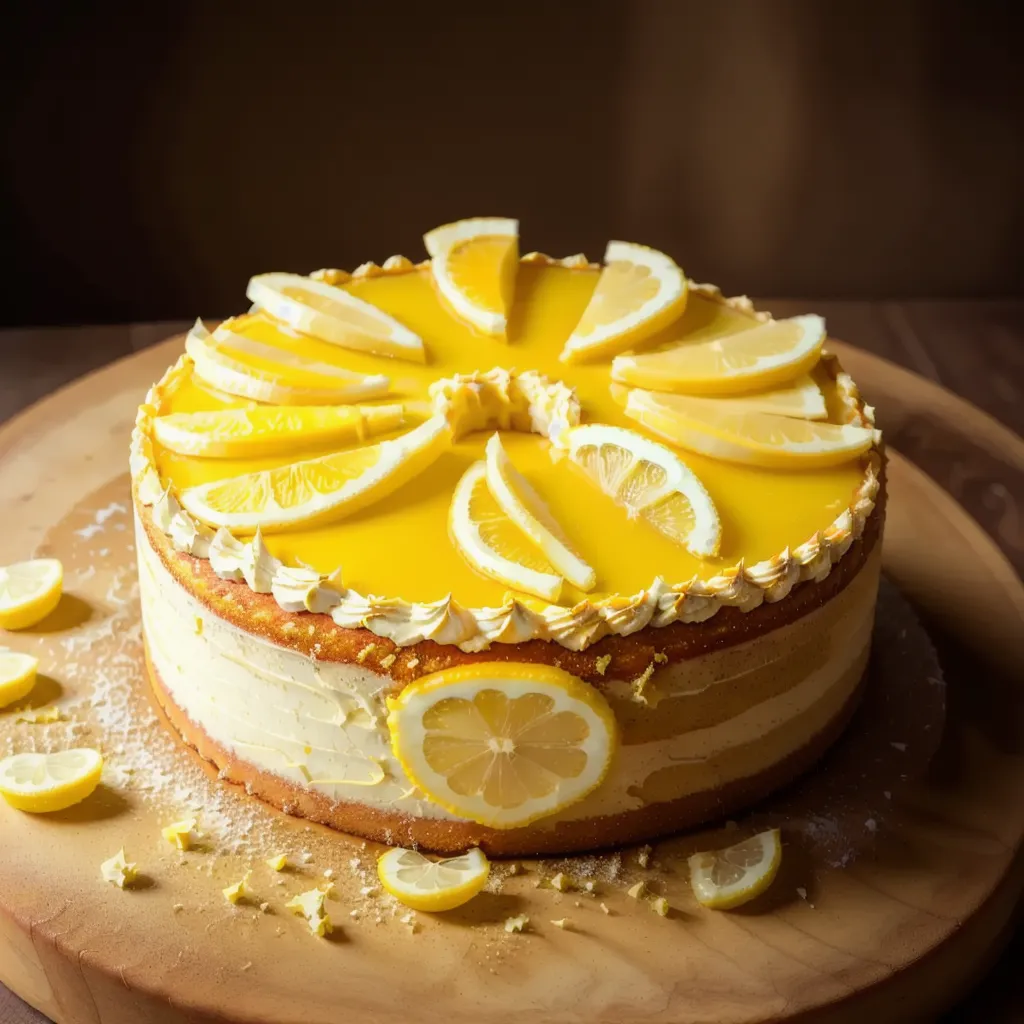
(484, 434, 596, 591)
(566, 424, 720, 557)
(625, 389, 876, 469)
(0, 650, 38, 708)
(560, 241, 687, 364)
(153, 403, 405, 458)
(449, 461, 563, 601)
(0, 748, 104, 813)
(424, 217, 518, 337)
(186, 320, 390, 405)
(247, 273, 425, 362)
(377, 846, 490, 912)
(386, 662, 618, 829)
(611, 315, 826, 395)
(688, 828, 782, 909)
(0, 559, 63, 630)
(181, 415, 451, 532)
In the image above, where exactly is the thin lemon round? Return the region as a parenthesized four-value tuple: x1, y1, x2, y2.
(424, 217, 519, 338)
(387, 662, 618, 829)
(560, 241, 687, 364)
(0, 559, 63, 631)
(246, 272, 426, 363)
(377, 846, 490, 912)
(688, 828, 782, 909)
(152, 403, 405, 458)
(0, 651, 38, 707)
(625, 389, 876, 469)
(449, 461, 564, 602)
(611, 314, 826, 395)
(0, 748, 104, 813)
(180, 415, 451, 532)
(484, 433, 596, 591)
(566, 423, 721, 557)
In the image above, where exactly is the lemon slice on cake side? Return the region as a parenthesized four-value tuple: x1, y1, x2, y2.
(0, 559, 63, 630)
(560, 241, 687, 364)
(566, 424, 721, 557)
(377, 847, 490, 912)
(625, 389, 876, 469)
(153, 403, 406, 458)
(484, 433, 596, 591)
(689, 828, 782, 909)
(0, 650, 38, 707)
(0, 748, 104, 813)
(246, 272, 426, 363)
(180, 415, 451, 532)
(387, 663, 618, 829)
(424, 217, 519, 338)
(449, 461, 564, 602)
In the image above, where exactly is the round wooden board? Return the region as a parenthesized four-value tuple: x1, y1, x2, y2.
(0, 339, 1022, 1024)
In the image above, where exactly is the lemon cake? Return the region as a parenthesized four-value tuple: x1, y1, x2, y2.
(130, 218, 884, 855)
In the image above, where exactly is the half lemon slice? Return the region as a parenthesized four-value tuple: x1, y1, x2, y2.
(153, 403, 405, 458)
(625, 389, 876, 469)
(247, 272, 426, 363)
(560, 241, 687, 364)
(449, 461, 563, 601)
(377, 846, 490, 912)
(180, 415, 451, 532)
(0, 748, 104, 813)
(484, 433, 596, 591)
(0, 558, 63, 630)
(688, 828, 782, 909)
(186, 320, 390, 406)
(387, 663, 618, 829)
(0, 650, 38, 708)
(566, 424, 721, 557)
(611, 314, 825, 394)
(424, 217, 519, 338)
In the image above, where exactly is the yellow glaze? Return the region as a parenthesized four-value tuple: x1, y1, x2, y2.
(154, 263, 866, 607)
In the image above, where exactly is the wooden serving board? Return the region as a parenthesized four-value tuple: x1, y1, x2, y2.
(0, 339, 1022, 1024)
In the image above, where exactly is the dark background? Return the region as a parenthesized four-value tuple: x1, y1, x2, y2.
(3, 0, 1023, 328)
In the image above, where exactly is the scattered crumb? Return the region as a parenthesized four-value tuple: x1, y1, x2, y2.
(583, 880, 596, 894)
(883, 790, 892, 800)
(240, 962, 252, 972)
(631, 663, 656, 704)
(222, 871, 254, 905)
(265, 854, 288, 871)
(796, 887, 808, 900)
(359, 885, 379, 897)
(173, 903, 184, 913)
(550, 917, 571, 930)
(259, 902, 270, 913)
(356, 644, 377, 664)
(16, 706, 65, 724)
(599, 902, 611, 915)
(406, 656, 420, 670)
(349, 909, 361, 920)
(380, 653, 396, 670)
(594, 654, 612, 676)
(549, 871, 570, 892)
(285, 888, 333, 937)
(653, 652, 668, 664)
(507, 862, 522, 876)
(651, 897, 670, 917)
(627, 881, 648, 900)
(637, 845, 652, 869)
(504, 914, 529, 933)
(100, 849, 138, 889)
(299, 850, 313, 864)
(323, 868, 334, 880)
(865, 818, 878, 832)
(161, 818, 198, 851)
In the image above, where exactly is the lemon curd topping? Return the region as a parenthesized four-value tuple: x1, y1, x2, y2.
(152, 261, 867, 608)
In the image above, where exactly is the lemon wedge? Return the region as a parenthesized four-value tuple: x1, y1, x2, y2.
(0, 650, 38, 708)
(560, 241, 687, 364)
(625, 389, 876, 469)
(186, 319, 390, 405)
(484, 433, 595, 591)
(0, 559, 63, 630)
(566, 424, 721, 557)
(377, 846, 490, 912)
(247, 272, 426, 363)
(611, 315, 826, 394)
(0, 748, 103, 813)
(152, 403, 405, 458)
(688, 828, 782, 909)
(387, 662, 618, 829)
(181, 415, 451, 532)
(424, 217, 518, 337)
(449, 461, 563, 601)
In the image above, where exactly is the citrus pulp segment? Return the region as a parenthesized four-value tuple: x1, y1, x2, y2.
(0, 558, 64, 630)
(377, 846, 490, 911)
(688, 828, 782, 909)
(0, 650, 38, 708)
(0, 748, 104, 813)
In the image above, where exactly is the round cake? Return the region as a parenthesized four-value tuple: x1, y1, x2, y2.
(130, 219, 883, 855)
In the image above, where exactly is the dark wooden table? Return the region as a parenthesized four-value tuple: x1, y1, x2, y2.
(1, 305, 1021, 1023)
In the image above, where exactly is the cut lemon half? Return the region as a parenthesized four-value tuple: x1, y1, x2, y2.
(611, 314, 826, 395)
(449, 461, 563, 601)
(689, 828, 782, 909)
(566, 424, 720, 557)
(560, 241, 687, 364)
(0, 748, 104, 813)
(484, 433, 595, 591)
(0, 650, 38, 708)
(153, 403, 405, 458)
(247, 272, 426, 362)
(424, 217, 519, 338)
(387, 662, 618, 829)
(186, 320, 390, 405)
(377, 846, 490, 912)
(0, 559, 63, 630)
(625, 389, 876, 469)
(180, 415, 451, 532)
